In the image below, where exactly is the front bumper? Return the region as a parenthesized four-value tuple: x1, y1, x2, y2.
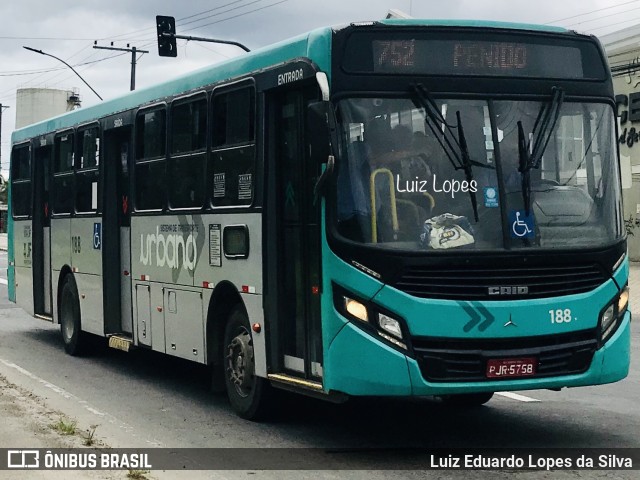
(324, 310, 630, 397)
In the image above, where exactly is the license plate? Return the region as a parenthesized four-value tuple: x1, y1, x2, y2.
(486, 357, 537, 378)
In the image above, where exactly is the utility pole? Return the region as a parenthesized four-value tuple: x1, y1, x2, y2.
(0, 104, 9, 172)
(93, 43, 149, 91)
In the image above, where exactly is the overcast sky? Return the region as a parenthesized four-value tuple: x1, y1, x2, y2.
(1, 0, 637, 176)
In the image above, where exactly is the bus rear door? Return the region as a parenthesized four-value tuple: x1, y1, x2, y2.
(32, 141, 52, 319)
(102, 120, 133, 339)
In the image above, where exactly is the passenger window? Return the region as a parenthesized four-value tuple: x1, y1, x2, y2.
(210, 86, 256, 207)
(76, 127, 100, 213)
(53, 133, 74, 214)
(11, 145, 31, 217)
(135, 108, 166, 211)
(169, 97, 207, 209)
(171, 98, 207, 154)
(136, 109, 166, 160)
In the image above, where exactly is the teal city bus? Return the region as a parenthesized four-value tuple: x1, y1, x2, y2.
(9, 19, 630, 419)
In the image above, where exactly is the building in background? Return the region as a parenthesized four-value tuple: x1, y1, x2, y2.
(602, 27, 640, 259)
(15, 87, 81, 129)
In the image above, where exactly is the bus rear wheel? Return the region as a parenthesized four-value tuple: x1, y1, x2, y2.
(439, 392, 494, 407)
(59, 275, 86, 356)
(223, 305, 272, 420)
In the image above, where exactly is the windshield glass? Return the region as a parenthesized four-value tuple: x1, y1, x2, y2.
(335, 97, 623, 251)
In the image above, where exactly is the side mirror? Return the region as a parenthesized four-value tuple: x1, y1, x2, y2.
(307, 101, 339, 164)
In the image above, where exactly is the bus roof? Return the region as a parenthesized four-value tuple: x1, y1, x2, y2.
(11, 19, 571, 145)
(378, 18, 568, 33)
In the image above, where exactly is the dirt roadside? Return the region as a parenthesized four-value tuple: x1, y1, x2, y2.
(0, 374, 146, 480)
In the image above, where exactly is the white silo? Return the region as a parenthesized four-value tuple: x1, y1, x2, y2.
(15, 88, 81, 129)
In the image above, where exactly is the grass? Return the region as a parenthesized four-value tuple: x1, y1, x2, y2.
(50, 418, 77, 435)
(127, 470, 150, 480)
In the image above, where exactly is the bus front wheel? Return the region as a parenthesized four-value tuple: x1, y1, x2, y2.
(439, 392, 494, 407)
(223, 304, 272, 420)
(59, 275, 86, 356)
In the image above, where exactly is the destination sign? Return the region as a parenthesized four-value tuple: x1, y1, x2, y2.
(342, 31, 606, 80)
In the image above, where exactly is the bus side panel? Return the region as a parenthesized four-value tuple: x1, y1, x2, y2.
(50, 217, 71, 323)
(131, 215, 195, 287)
(163, 287, 205, 363)
(241, 292, 266, 378)
(193, 213, 264, 295)
(73, 273, 104, 336)
(50, 218, 71, 272)
(13, 220, 34, 316)
(71, 217, 103, 336)
(195, 213, 266, 373)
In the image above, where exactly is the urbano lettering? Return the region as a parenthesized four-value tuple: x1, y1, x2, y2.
(139, 226, 198, 271)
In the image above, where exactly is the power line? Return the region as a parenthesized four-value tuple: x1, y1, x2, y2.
(103, 0, 253, 42)
(183, 0, 288, 34)
(565, 5, 640, 27)
(546, 0, 640, 24)
(0, 52, 128, 77)
(0, 36, 96, 41)
(587, 14, 640, 32)
(178, 0, 265, 29)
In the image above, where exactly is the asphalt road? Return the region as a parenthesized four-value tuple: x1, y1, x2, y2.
(0, 249, 638, 479)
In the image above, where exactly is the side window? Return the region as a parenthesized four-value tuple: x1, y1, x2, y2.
(11, 145, 31, 217)
(53, 133, 74, 214)
(169, 97, 207, 208)
(76, 127, 100, 213)
(135, 108, 166, 211)
(210, 86, 256, 207)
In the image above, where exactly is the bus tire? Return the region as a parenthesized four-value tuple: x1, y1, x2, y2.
(59, 275, 86, 356)
(223, 304, 272, 420)
(439, 392, 494, 407)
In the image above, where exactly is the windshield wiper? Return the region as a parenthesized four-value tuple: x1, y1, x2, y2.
(456, 110, 478, 222)
(411, 83, 464, 172)
(517, 86, 564, 214)
(411, 83, 492, 221)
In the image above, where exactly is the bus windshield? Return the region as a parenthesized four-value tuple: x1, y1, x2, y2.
(335, 97, 623, 251)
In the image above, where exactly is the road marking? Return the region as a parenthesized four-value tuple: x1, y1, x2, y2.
(496, 391, 541, 402)
(0, 357, 164, 447)
(0, 278, 7, 285)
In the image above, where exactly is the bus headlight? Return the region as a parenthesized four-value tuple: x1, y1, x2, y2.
(334, 284, 409, 351)
(618, 287, 629, 314)
(599, 286, 629, 345)
(344, 297, 369, 323)
(377, 312, 407, 350)
(378, 313, 402, 338)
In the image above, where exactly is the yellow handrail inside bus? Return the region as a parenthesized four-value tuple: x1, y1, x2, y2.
(422, 191, 435, 210)
(370, 168, 399, 243)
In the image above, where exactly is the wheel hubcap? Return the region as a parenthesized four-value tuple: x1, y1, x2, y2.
(226, 328, 254, 398)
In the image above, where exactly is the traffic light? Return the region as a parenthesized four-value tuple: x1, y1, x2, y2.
(156, 15, 177, 57)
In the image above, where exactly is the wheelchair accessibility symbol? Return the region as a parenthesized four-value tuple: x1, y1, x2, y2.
(508, 210, 535, 239)
(93, 223, 102, 250)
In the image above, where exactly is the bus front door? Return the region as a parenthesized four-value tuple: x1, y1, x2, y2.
(266, 84, 323, 383)
(102, 127, 133, 337)
(32, 144, 52, 318)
